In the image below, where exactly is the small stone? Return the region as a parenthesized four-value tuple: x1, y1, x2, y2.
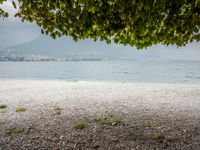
(93, 144, 100, 149)
(60, 135, 64, 139)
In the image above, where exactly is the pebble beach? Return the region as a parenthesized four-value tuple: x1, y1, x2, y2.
(0, 80, 200, 149)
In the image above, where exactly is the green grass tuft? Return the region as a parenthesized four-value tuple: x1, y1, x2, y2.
(151, 132, 178, 143)
(16, 107, 27, 112)
(94, 117, 124, 126)
(5, 127, 24, 135)
(0, 104, 7, 109)
(94, 117, 109, 125)
(0, 121, 5, 126)
(0, 111, 6, 115)
(74, 122, 86, 129)
(144, 122, 153, 128)
(151, 133, 165, 142)
(110, 118, 124, 126)
(52, 107, 63, 116)
(29, 123, 38, 130)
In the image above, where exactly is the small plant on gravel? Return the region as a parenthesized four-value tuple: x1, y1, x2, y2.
(74, 122, 86, 129)
(0, 104, 7, 109)
(165, 136, 179, 142)
(151, 132, 179, 143)
(94, 117, 124, 126)
(0, 121, 5, 126)
(110, 118, 124, 126)
(151, 133, 165, 143)
(0, 111, 6, 115)
(16, 107, 27, 112)
(93, 117, 109, 125)
(52, 107, 63, 116)
(144, 122, 153, 128)
(29, 123, 38, 130)
(5, 127, 24, 135)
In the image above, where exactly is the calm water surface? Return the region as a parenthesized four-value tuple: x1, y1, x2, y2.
(0, 60, 200, 84)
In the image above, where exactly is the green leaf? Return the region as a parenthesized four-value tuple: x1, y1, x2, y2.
(12, 1, 17, 9)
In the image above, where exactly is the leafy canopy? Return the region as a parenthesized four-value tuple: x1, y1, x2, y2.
(0, 0, 200, 49)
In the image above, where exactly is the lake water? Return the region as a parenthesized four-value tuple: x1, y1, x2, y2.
(0, 60, 200, 84)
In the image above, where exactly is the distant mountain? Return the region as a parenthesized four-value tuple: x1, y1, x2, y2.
(0, 20, 40, 50)
(0, 36, 159, 61)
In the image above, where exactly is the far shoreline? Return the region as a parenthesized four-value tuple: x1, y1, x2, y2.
(0, 78, 200, 86)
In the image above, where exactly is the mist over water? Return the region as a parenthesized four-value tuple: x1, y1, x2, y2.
(0, 60, 199, 84)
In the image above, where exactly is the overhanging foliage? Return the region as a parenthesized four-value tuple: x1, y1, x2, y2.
(0, 0, 200, 49)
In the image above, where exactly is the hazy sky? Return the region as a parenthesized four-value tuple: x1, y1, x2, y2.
(0, 1, 200, 60)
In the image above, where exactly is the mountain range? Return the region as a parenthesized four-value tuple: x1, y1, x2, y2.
(0, 34, 159, 61)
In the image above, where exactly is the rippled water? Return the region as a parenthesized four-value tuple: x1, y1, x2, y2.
(0, 60, 200, 84)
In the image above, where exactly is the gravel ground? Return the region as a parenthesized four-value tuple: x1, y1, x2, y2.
(0, 80, 200, 150)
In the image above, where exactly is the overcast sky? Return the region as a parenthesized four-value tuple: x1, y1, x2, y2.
(0, 1, 200, 60)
